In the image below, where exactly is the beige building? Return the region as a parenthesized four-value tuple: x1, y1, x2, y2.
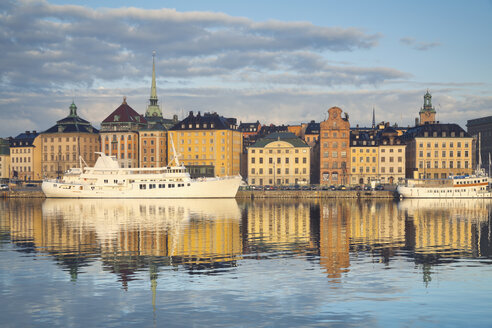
(247, 132, 310, 186)
(100, 98, 147, 168)
(9, 131, 41, 181)
(402, 124, 473, 179)
(0, 138, 10, 181)
(40, 102, 100, 179)
(378, 127, 406, 184)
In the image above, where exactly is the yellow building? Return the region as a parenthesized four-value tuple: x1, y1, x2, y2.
(168, 111, 242, 177)
(247, 132, 311, 186)
(402, 124, 473, 179)
(0, 138, 10, 180)
(100, 98, 147, 168)
(39, 102, 100, 179)
(350, 132, 379, 185)
(9, 131, 41, 181)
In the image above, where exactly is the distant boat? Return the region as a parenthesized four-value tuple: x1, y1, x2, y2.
(396, 171, 492, 199)
(41, 152, 242, 198)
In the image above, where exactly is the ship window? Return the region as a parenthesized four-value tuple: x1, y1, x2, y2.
(104, 179, 108, 183)
(139, 184, 146, 189)
(149, 184, 156, 189)
(187, 183, 190, 186)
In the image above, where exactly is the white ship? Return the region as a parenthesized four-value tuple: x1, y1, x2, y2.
(41, 152, 242, 198)
(396, 172, 492, 199)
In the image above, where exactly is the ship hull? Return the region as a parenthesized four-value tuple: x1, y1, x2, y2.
(42, 176, 242, 199)
(397, 185, 492, 199)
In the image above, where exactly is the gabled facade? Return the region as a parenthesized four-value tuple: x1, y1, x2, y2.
(319, 107, 350, 185)
(168, 111, 242, 177)
(39, 102, 100, 179)
(100, 98, 146, 168)
(247, 132, 310, 186)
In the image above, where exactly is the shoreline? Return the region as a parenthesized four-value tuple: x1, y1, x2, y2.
(1, 188, 396, 199)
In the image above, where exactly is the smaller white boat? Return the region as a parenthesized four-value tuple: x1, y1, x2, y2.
(41, 152, 243, 199)
(397, 170, 492, 199)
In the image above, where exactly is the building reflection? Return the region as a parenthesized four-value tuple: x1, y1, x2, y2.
(240, 199, 318, 255)
(1, 197, 491, 287)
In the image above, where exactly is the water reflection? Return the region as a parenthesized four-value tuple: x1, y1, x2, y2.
(1, 198, 491, 285)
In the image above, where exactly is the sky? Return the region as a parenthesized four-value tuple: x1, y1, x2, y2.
(1, 0, 491, 137)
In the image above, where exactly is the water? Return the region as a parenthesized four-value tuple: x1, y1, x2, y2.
(1, 198, 492, 327)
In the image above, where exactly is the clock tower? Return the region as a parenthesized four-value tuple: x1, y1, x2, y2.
(419, 90, 436, 125)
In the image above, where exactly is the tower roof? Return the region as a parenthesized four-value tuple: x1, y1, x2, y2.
(42, 102, 97, 134)
(419, 90, 436, 114)
(102, 97, 147, 125)
(145, 51, 163, 119)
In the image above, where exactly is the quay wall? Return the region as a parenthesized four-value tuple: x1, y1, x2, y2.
(1, 189, 396, 199)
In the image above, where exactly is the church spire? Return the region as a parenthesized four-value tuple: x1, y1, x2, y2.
(145, 51, 162, 118)
(372, 106, 375, 129)
(150, 51, 158, 106)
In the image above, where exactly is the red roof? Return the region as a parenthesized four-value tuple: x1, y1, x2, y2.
(102, 101, 147, 124)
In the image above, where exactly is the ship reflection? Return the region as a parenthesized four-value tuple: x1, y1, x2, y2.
(40, 198, 243, 285)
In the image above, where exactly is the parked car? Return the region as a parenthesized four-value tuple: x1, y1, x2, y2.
(351, 185, 362, 191)
(0, 184, 8, 191)
(25, 183, 37, 188)
(375, 184, 384, 191)
(329, 185, 336, 191)
(363, 185, 372, 191)
(336, 185, 347, 190)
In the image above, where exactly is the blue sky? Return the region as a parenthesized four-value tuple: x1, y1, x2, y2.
(1, 0, 491, 137)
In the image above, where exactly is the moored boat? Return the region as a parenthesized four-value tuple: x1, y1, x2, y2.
(396, 171, 492, 199)
(41, 152, 242, 198)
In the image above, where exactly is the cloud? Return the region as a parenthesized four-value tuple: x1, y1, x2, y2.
(0, 0, 385, 93)
(400, 37, 440, 51)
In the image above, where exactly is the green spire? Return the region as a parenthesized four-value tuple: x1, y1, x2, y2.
(146, 51, 162, 118)
(69, 101, 78, 117)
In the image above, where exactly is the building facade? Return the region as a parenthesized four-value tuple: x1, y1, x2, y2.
(247, 132, 311, 186)
(39, 102, 100, 179)
(100, 98, 147, 168)
(377, 127, 406, 184)
(9, 131, 41, 181)
(0, 138, 10, 181)
(350, 132, 379, 185)
(467, 115, 492, 171)
(319, 107, 350, 185)
(138, 129, 167, 168)
(402, 124, 473, 179)
(168, 111, 242, 177)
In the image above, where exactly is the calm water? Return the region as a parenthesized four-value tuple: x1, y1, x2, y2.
(1, 198, 492, 327)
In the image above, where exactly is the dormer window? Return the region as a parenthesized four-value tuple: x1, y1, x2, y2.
(424, 132, 428, 137)
(114, 115, 119, 121)
(196, 124, 200, 128)
(181, 124, 185, 128)
(442, 131, 446, 137)
(189, 124, 192, 128)
(211, 123, 215, 128)
(451, 131, 455, 137)
(433, 132, 437, 137)
(135, 116, 140, 122)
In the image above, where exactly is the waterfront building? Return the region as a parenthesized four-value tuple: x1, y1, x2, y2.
(100, 98, 147, 168)
(320, 107, 350, 185)
(9, 131, 41, 181)
(168, 111, 242, 177)
(377, 126, 406, 184)
(238, 121, 262, 179)
(247, 132, 310, 186)
(39, 102, 100, 179)
(350, 131, 379, 185)
(0, 138, 10, 181)
(466, 115, 492, 171)
(402, 124, 473, 179)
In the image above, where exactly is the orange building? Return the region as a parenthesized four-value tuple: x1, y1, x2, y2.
(100, 98, 147, 168)
(319, 107, 351, 185)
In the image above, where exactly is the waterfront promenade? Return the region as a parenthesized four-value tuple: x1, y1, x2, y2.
(1, 186, 396, 199)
